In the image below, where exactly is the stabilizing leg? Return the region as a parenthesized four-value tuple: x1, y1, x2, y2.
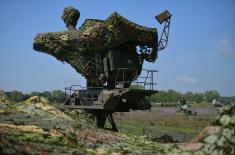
(107, 113, 118, 132)
(94, 111, 118, 132)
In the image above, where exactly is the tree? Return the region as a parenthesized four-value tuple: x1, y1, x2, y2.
(167, 89, 181, 102)
(193, 93, 204, 103)
(30, 91, 41, 97)
(151, 89, 182, 103)
(40, 91, 52, 101)
(152, 90, 168, 102)
(184, 91, 194, 102)
(5, 90, 24, 102)
(22, 94, 30, 101)
(130, 84, 144, 89)
(204, 90, 220, 103)
(51, 90, 67, 103)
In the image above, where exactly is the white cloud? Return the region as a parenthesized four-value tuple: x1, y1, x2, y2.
(215, 38, 234, 57)
(177, 76, 198, 85)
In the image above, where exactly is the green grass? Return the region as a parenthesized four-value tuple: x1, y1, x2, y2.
(117, 116, 205, 135)
(191, 102, 212, 108)
(114, 103, 216, 141)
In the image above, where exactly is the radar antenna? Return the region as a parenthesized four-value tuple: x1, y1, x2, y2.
(156, 10, 172, 51)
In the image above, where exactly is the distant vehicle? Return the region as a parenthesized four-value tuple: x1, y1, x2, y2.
(212, 99, 223, 107)
(177, 98, 197, 116)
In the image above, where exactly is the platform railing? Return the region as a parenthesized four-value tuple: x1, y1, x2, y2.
(65, 85, 104, 106)
(115, 68, 158, 91)
(65, 68, 158, 106)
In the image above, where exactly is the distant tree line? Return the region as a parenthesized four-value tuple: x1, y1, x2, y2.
(4, 90, 67, 103)
(3, 89, 235, 104)
(151, 89, 235, 103)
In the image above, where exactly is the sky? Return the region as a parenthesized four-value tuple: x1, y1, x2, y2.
(0, 0, 235, 96)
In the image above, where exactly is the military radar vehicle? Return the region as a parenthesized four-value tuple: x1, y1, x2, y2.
(33, 6, 172, 131)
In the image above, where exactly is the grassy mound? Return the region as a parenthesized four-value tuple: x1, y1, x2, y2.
(17, 96, 71, 120)
(0, 97, 234, 155)
(0, 91, 11, 106)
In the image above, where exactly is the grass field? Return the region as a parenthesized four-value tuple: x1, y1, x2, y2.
(113, 103, 217, 142)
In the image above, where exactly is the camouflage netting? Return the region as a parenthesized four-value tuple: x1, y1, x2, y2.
(199, 105, 235, 155)
(33, 6, 158, 84)
(1, 96, 234, 154)
(61, 6, 80, 31)
(180, 105, 235, 155)
(17, 96, 71, 120)
(0, 97, 179, 155)
(0, 91, 11, 108)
